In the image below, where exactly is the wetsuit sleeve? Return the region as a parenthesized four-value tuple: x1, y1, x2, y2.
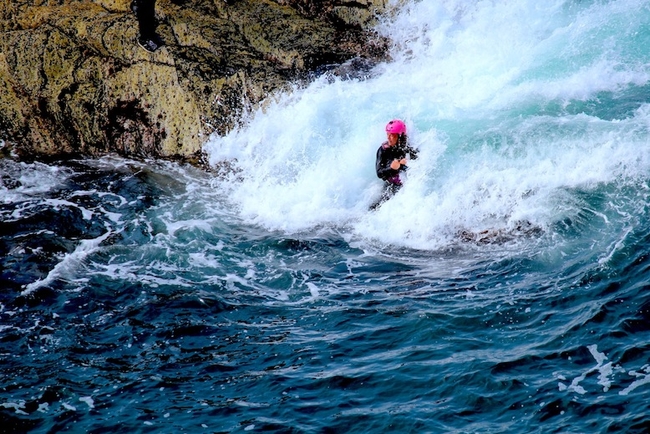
(376, 146, 397, 180)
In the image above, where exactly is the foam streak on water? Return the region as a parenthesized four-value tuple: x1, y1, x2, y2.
(2, 0, 650, 433)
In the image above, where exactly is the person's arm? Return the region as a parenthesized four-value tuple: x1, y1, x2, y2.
(376, 146, 399, 179)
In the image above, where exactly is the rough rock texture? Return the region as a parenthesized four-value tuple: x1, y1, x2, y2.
(0, 0, 389, 163)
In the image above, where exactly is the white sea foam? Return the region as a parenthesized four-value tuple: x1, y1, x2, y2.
(0, 161, 72, 208)
(79, 396, 95, 409)
(558, 346, 650, 397)
(1, 401, 28, 415)
(620, 365, 650, 396)
(203, 0, 650, 250)
(21, 229, 114, 296)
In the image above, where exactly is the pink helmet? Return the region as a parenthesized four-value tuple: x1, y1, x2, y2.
(385, 119, 407, 135)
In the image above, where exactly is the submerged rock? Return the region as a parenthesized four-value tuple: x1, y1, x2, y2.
(0, 0, 389, 164)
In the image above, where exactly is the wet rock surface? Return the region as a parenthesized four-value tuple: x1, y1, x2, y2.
(0, 0, 389, 164)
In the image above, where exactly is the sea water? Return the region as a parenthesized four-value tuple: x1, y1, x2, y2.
(2, 0, 650, 432)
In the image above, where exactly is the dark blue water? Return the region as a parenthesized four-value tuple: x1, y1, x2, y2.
(3, 0, 650, 432)
(2, 156, 650, 433)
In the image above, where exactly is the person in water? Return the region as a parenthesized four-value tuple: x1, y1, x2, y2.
(370, 119, 419, 210)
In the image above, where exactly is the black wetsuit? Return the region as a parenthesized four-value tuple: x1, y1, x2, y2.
(371, 140, 418, 209)
(375, 141, 418, 184)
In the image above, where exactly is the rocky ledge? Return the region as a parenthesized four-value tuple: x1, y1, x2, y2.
(0, 0, 390, 165)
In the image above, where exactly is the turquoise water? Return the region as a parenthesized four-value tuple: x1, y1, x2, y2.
(2, 0, 650, 432)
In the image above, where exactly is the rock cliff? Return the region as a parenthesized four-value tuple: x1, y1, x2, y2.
(0, 0, 389, 164)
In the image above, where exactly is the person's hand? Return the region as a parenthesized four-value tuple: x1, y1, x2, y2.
(390, 159, 401, 170)
(399, 158, 407, 166)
